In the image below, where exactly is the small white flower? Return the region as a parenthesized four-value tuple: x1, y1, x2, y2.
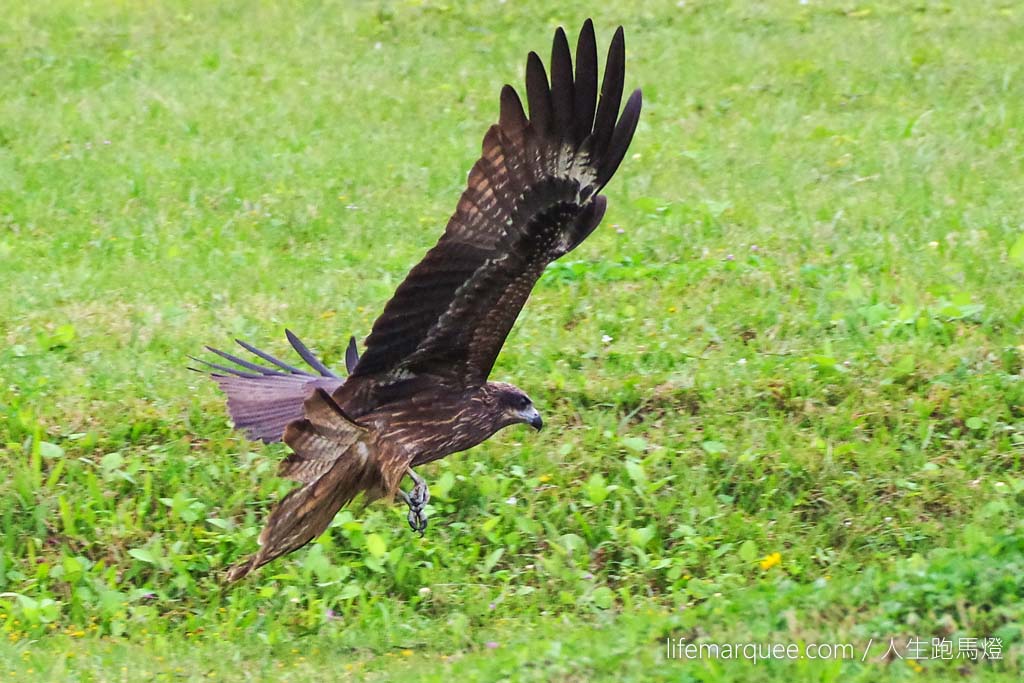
(737, 358, 747, 366)
(601, 334, 613, 344)
(506, 496, 517, 505)
(418, 586, 431, 596)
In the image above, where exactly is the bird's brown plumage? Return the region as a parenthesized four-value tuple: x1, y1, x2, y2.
(199, 19, 642, 582)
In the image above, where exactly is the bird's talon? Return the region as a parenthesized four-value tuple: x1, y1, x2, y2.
(401, 481, 429, 534)
(401, 467, 430, 534)
(411, 481, 430, 507)
(406, 507, 428, 534)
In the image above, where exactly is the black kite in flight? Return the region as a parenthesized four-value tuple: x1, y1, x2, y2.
(197, 20, 642, 581)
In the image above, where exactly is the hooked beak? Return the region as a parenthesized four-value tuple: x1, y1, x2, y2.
(521, 405, 543, 431)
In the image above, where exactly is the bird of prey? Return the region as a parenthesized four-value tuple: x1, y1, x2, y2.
(196, 19, 642, 582)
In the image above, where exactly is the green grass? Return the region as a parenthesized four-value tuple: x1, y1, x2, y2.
(2, 0, 1023, 680)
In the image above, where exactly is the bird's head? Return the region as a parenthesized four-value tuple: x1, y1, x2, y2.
(487, 382, 543, 432)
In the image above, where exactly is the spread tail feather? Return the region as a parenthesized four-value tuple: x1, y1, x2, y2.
(225, 389, 380, 582)
(192, 331, 359, 443)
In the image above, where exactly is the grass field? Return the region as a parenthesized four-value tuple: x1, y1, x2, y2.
(2, 0, 1023, 680)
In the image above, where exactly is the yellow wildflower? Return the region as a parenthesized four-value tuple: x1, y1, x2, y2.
(759, 552, 782, 570)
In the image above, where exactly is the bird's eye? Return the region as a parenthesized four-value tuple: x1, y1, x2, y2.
(519, 396, 530, 409)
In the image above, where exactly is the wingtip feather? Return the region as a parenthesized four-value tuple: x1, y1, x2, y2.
(591, 24, 626, 154)
(525, 51, 553, 136)
(286, 330, 337, 378)
(345, 336, 360, 374)
(499, 84, 528, 131)
(549, 26, 574, 137)
(572, 20, 599, 146)
(598, 88, 642, 188)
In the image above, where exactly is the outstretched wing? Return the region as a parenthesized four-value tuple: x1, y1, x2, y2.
(349, 20, 641, 389)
